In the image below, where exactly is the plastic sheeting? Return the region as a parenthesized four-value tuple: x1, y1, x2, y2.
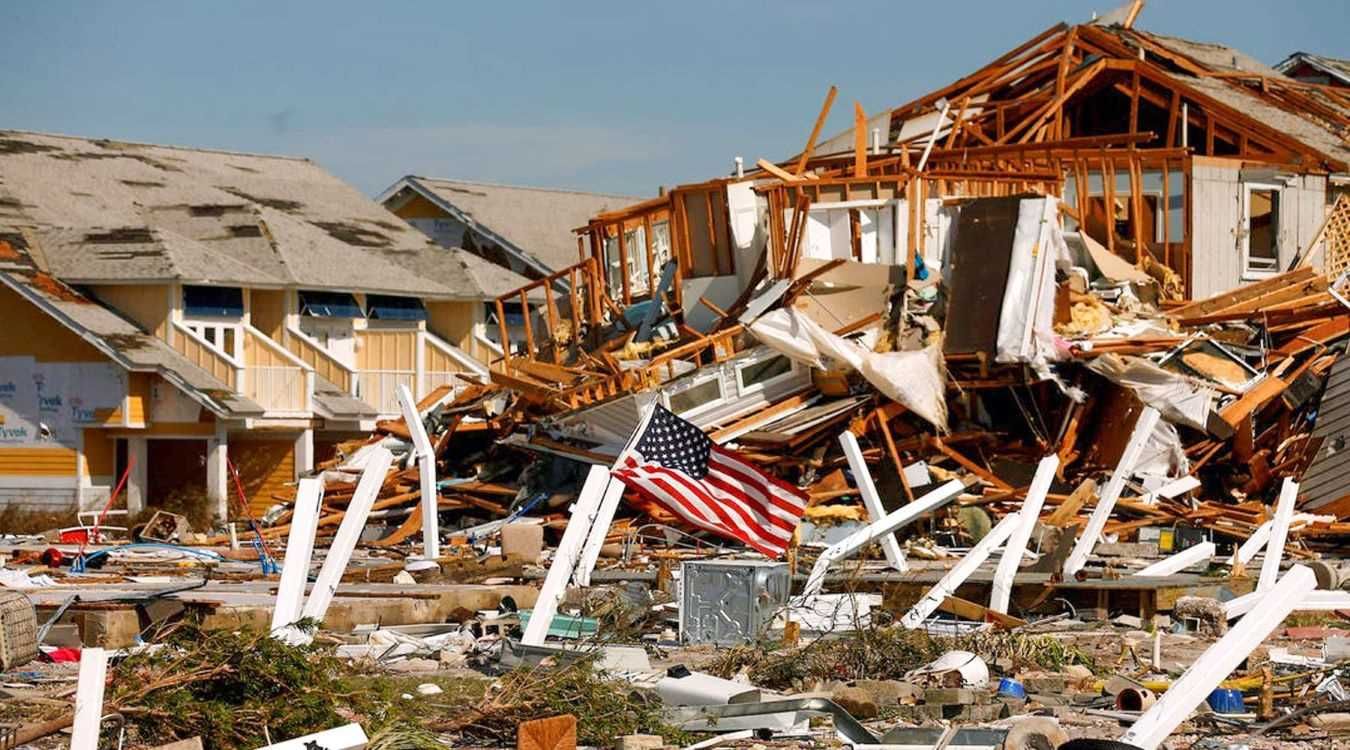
(996, 197, 1070, 365)
(1086, 354, 1216, 432)
(749, 307, 947, 430)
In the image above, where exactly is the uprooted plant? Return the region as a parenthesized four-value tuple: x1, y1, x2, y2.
(430, 654, 689, 746)
(704, 624, 1095, 691)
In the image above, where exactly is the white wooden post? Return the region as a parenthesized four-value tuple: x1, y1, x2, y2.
(522, 465, 612, 645)
(800, 479, 968, 599)
(902, 512, 1022, 629)
(270, 477, 323, 634)
(1133, 541, 1215, 577)
(990, 454, 1058, 614)
(1258, 478, 1299, 592)
(1063, 406, 1160, 578)
(396, 384, 439, 560)
(1121, 565, 1316, 750)
(283, 447, 392, 644)
(839, 431, 907, 571)
(71, 647, 108, 750)
(573, 477, 625, 587)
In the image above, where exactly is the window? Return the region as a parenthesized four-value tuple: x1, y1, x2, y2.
(667, 377, 723, 416)
(182, 285, 243, 317)
(735, 355, 793, 394)
(299, 290, 363, 318)
(1243, 184, 1281, 277)
(366, 294, 426, 321)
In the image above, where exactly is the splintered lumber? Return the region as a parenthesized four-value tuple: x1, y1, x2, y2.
(1218, 375, 1289, 428)
(757, 159, 805, 183)
(939, 595, 1027, 630)
(794, 85, 838, 175)
(1168, 267, 1316, 319)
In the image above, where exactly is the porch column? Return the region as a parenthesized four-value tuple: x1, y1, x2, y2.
(294, 428, 314, 477)
(206, 427, 229, 521)
(125, 437, 148, 515)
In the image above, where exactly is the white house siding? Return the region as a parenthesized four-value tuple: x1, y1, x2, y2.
(1189, 161, 1326, 300)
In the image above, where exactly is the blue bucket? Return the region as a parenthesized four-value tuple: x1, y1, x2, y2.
(997, 677, 1027, 700)
(1207, 687, 1245, 714)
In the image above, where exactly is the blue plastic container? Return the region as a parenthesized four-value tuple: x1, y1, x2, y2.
(1207, 687, 1245, 714)
(997, 677, 1027, 700)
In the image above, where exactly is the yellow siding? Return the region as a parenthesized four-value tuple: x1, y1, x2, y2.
(250, 289, 287, 339)
(357, 330, 418, 371)
(87, 284, 170, 339)
(82, 429, 115, 477)
(427, 301, 479, 353)
(0, 284, 107, 362)
(0, 447, 79, 477)
(232, 438, 295, 515)
(390, 193, 447, 220)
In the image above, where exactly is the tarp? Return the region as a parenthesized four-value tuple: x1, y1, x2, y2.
(995, 197, 1069, 365)
(1086, 354, 1216, 432)
(749, 307, 947, 430)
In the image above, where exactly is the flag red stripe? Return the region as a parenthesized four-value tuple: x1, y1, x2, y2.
(712, 447, 810, 508)
(615, 467, 781, 558)
(703, 472, 800, 534)
(645, 464, 790, 546)
(706, 455, 808, 522)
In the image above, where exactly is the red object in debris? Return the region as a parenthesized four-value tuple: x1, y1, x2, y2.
(43, 647, 81, 663)
(39, 547, 65, 567)
(58, 528, 90, 545)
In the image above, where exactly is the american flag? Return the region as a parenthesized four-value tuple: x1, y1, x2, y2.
(612, 405, 809, 558)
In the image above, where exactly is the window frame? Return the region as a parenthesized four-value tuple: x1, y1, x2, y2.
(1241, 182, 1283, 280)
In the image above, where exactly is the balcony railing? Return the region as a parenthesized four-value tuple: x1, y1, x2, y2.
(243, 327, 313, 413)
(170, 321, 239, 388)
(283, 326, 358, 394)
(358, 369, 416, 415)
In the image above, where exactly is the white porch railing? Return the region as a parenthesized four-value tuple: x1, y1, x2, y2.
(243, 365, 307, 412)
(359, 369, 416, 415)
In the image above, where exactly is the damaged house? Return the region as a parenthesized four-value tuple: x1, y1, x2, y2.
(0, 130, 535, 517)
(378, 176, 641, 280)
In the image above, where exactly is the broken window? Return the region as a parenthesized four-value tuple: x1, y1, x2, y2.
(735, 354, 793, 395)
(667, 376, 723, 417)
(1243, 184, 1281, 277)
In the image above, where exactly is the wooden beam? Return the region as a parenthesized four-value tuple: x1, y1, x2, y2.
(757, 158, 805, 183)
(794, 85, 838, 176)
(853, 101, 868, 177)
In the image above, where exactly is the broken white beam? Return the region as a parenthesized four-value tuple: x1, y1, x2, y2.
(1133, 541, 1215, 577)
(990, 454, 1058, 614)
(573, 476, 625, 587)
(522, 465, 611, 645)
(269, 477, 323, 634)
(801, 478, 968, 599)
(1234, 519, 1274, 566)
(71, 647, 108, 750)
(396, 384, 439, 561)
(255, 723, 368, 750)
(286, 446, 393, 644)
(1121, 565, 1316, 750)
(1063, 406, 1160, 578)
(1228, 589, 1350, 619)
(902, 511, 1022, 629)
(1142, 474, 1201, 504)
(1258, 478, 1299, 592)
(839, 431, 907, 572)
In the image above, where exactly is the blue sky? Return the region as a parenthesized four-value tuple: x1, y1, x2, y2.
(3, 1, 1346, 198)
